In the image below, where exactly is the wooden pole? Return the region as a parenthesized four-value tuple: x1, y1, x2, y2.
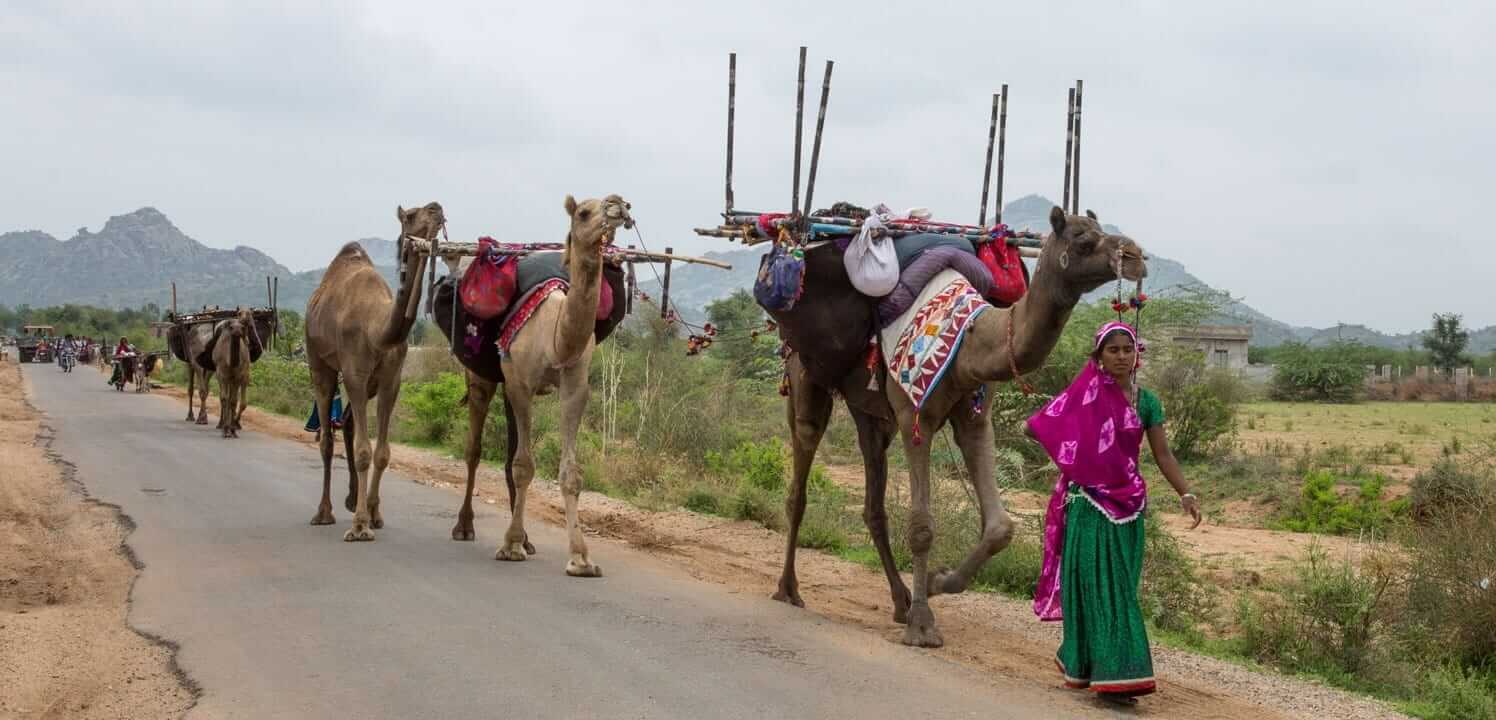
(802, 59, 834, 220)
(726, 52, 736, 215)
(625, 245, 637, 315)
(978, 92, 999, 225)
(1071, 79, 1083, 215)
(995, 84, 1009, 225)
(266, 276, 272, 307)
(792, 46, 806, 215)
(171, 282, 177, 317)
(271, 276, 278, 350)
(660, 246, 674, 320)
(1063, 87, 1075, 214)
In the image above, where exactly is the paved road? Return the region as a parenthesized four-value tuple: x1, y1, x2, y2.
(24, 364, 1101, 719)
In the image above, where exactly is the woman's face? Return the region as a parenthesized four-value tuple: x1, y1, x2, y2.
(1097, 333, 1136, 380)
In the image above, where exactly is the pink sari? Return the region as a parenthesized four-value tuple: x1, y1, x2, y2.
(1027, 322, 1148, 621)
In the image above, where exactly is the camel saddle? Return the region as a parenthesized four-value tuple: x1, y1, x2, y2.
(435, 255, 627, 384)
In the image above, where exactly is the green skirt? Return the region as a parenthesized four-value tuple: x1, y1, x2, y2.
(1055, 489, 1156, 696)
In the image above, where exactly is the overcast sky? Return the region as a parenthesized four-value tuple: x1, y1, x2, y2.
(3, 1, 1492, 331)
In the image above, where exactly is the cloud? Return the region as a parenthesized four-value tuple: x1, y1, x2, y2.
(1, 0, 1493, 331)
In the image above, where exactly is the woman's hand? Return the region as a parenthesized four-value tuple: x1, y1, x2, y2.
(1181, 493, 1202, 529)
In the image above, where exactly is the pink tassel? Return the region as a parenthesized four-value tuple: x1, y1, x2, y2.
(912, 419, 923, 446)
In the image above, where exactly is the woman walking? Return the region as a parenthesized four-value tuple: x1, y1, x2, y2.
(1026, 321, 1202, 705)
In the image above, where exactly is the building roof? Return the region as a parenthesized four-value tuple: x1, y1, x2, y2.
(1169, 324, 1253, 342)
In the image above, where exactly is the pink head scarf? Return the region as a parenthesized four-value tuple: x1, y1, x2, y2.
(1027, 321, 1149, 621)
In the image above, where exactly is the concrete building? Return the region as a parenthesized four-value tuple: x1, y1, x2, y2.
(1169, 324, 1252, 371)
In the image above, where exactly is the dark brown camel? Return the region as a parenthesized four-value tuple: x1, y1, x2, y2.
(769, 207, 1147, 646)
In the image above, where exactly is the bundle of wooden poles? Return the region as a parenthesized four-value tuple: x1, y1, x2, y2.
(694, 47, 1090, 261)
(399, 237, 731, 321)
(166, 277, 280, 350)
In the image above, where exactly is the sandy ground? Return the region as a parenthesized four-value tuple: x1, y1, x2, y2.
(0, 359, 195, 719)
(138, 376, 1408, 720)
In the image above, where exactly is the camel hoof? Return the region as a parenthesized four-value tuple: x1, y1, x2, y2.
(524, 539, 537, 556)
(185, 414, 195, 423)
(451, 524, 475, 542)
(565, 560, 603, 578)
(495, 545, 528, 562)
(370, 515, 384, 530)
(343, 524, 376, 542)
(771, 589, 805, 608)
(901, 603, 943, 648)
(196, 416, 209, 425)
(310, 509, 336, 526)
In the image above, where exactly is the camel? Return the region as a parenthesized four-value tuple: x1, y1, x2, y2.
(305, 202, 443, 541)
(432, 220, 629, 557)
(170, 311, 272, 424)
(207, 308, 256, 438)
(770, 207, 1146, 647)
(473, 194, 633, 577)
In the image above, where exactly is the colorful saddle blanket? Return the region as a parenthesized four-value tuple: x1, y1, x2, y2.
(879, 269, 990, 431)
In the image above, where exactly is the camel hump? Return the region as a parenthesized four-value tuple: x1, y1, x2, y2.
(335, 242, 372, 265)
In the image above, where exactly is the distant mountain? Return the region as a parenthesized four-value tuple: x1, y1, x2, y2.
(2, 204, 1490, 353)
(0, 208, 398, 315)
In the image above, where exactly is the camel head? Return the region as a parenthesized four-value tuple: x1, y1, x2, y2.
(382, 201, 446, 346)
(563, 194, 634, 260)
(1039, 206, 1147, 298)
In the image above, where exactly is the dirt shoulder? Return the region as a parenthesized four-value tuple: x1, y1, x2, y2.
(0, 360, 195, 719)
(148, 378, 1406, 720)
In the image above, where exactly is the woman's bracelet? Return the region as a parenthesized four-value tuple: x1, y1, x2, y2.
(1180, 493, 1197, 502)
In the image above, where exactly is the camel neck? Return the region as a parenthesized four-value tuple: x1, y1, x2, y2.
(551, 238, 604, 364)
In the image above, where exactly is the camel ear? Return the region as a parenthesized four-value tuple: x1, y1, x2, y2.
(1085, 209, 1098, 221)
(564, 195, 578, 217)
(1049, 206, 1067, 234)
(396, 206, 406, 222)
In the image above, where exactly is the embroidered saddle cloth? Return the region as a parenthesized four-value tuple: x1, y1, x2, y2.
(879, 269, 990, 417)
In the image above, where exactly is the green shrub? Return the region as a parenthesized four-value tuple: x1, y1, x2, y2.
(797, 500, 850, 552)
(706, 439, 786, 492)
(397, 371, 466, 444)
(1269, 342, 1365, 403)
(682, 487, 723, 515)
(729, 485, 783, 530)
(1147, 347, 1245, 460)
(1409, 666, 1496, 720)
(1278, 471, 1401, 536)
(1236, 544, 1399, 676)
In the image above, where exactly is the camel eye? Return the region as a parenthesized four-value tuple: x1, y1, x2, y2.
(578, 209, 592, 221)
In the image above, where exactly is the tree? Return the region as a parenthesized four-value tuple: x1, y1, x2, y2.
(1269, 342, 1364, 403)
(1423, 313, 1469, 375)
(705, 289, 780, 382)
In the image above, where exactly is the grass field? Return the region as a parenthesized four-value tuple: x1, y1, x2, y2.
(1240, 401, 1496, 466)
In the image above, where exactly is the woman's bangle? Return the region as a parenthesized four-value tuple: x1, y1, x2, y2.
(1180, 493, 1197, 502)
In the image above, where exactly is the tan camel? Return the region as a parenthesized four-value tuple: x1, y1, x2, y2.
(209, 307, 256, 438)
(305, 203, 443, 541)
(774, 207, 1146, 648)
(482, 194, 632, 577)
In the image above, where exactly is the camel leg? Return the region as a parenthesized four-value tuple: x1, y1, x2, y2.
(930, 389, 1016, 596)
(197, 370, 212, 424)
(185, 366, 196, 421)
(342, 386, 375, 542)
(850, 406, 912, 624)
(898, 403, 943, 648)
(557, 361, 600, 577)
(343, 403, 357, 513)
(310, 374, 338, 525)
(774, 358, 831, 607)
(453, 375, 495, 541)
(495, 384, 534, 562)
(224, 381, 238, 438)
(365, 383, 398, 531)
(502, 393, 535, 555)
(217, 378, 232, 438)
(236, 377, 248, 431)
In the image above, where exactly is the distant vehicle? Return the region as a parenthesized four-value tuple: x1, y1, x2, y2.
(17, 325, 56, 363)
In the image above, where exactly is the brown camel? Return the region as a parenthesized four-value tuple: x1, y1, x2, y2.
(208, 307, 256, 438)
(305, 202, 443, 541)
(770, 207, 1146, 647)
(478, 194, 633, 577)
